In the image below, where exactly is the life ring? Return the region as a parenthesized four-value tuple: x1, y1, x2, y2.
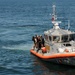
(64, 49, 69, 52)
(41, 47, 47, 53)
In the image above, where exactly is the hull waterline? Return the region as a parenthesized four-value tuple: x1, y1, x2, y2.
(30, 49, 75, 66)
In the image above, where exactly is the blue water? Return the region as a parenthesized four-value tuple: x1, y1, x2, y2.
(0, 0, 75, 75)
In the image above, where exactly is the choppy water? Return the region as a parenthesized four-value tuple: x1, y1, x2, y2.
(0, 0, 75, 75)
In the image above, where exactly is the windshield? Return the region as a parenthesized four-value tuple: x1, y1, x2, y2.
(62, 34, 75, 42)
(53, 36, 60, 42)
(62, 35, 68, 42)
(69, 34, 75, 41)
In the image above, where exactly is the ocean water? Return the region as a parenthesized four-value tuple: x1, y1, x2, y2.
(0, 0, 75, 75)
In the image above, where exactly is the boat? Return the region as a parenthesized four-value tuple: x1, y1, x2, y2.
(30, 5, 75, 66)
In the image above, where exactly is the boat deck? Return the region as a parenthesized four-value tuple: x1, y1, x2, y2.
(33, 46, 75, 56)
(33, 48, 58, 56)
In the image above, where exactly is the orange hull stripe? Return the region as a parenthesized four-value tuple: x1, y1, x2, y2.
(30, 49, 75, 59)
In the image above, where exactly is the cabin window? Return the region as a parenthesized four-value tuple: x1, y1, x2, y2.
(69, 34, 75, 41)
(49, 36, 52, 41)
(44, 35, 48, 41)
(53, 36, 60, 42)
(62, 35, 68, 42)
(63, 43, 71, 46)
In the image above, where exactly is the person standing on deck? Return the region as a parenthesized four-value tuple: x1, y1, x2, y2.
(40, 35, 45, 47)
(37, 36, 41, 52)
(32, 36, 38, 49)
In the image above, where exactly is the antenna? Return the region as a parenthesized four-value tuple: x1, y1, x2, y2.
(52, 5, 56, 21)
(51, 5, 61, 29)
(52, 5, 56, 16)
(68, 20, 70, 30)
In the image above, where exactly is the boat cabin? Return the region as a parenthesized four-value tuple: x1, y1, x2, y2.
(44, 22, 75, 44)
(44, 32, 75, 43)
